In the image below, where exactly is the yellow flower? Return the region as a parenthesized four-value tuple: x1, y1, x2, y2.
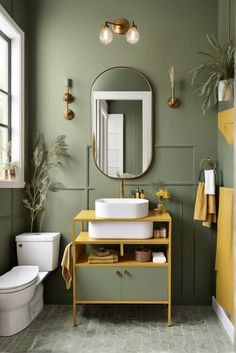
(155, 189, 170, 200)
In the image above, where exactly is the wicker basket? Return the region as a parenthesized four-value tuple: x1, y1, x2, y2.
(135, 248, 151, 262)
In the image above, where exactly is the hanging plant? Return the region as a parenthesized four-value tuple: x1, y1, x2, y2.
(190, 34, 235, 115)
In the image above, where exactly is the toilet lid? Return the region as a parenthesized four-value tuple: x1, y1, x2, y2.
(0, 266, 39, 293)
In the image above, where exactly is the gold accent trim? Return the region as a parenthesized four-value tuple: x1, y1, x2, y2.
(76, 300, 169, 304)
(167, 96, 180, 109)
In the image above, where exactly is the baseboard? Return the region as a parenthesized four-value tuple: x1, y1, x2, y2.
(212, 296, 234, 344)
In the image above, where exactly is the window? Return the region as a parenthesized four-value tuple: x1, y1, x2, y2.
(0, 4, 24, 188)
(0, 31, 11, 163)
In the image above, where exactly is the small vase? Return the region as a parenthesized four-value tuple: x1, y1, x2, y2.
(154, 202, 167, 214)
(218, 79, 234, 101)
(2, 170, 9, 180)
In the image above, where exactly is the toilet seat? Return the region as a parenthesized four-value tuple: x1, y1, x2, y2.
(0, 266, 39, 294)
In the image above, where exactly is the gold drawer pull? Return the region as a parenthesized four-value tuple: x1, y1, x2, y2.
(115, 270, 122, 277)
(124, 270, 130, 276)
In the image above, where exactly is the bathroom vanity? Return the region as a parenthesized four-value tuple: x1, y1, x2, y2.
(72, 210, 172, 326)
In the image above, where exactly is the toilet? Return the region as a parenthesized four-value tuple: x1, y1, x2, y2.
(0, 232, 60, 336)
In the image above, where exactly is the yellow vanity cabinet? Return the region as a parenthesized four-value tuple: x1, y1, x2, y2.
(72, 210, 172, 326)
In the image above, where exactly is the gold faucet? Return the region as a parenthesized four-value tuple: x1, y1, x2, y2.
(120, 179, 125, 198)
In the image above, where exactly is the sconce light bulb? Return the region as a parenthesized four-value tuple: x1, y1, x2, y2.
(99, 23, 113, 45)
(126, 22, 140, 44)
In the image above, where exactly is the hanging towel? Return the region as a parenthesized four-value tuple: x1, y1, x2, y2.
(194, 182, 216, 228)
(204, 169, 215, 195)
(152, 252, 166, 263)
(61, 243, 73, 290)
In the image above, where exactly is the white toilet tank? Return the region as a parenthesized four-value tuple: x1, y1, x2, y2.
(15, 233, 61, 271)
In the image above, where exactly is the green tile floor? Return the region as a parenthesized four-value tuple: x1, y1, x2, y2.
(0, 305, 234, 353)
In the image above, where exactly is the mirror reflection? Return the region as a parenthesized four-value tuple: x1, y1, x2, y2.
(91, 67, 152, 179)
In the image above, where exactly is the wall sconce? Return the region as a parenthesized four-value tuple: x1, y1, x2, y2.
(167, 66, 180, 109)
(63, 77, 74, 120)
(99, 18, 140, 45)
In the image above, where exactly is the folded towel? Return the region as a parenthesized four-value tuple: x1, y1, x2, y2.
(61, 243, 73, 290)
(152, 252, 166, 263)
(88, 250, 118, 261)
(88, 257, 118, 264)
(204, 169, 215, 195)
(194, 182, 217, 228)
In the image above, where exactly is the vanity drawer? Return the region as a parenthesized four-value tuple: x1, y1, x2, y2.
(122, 267, 168, 301)
(76, 267, 122, 301)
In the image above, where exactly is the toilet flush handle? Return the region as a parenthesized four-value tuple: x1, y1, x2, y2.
(18, 244, 23, 247)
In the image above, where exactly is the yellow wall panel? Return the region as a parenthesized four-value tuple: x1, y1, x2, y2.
(215, 187, 234, 322)
(218, 108, 234, 145)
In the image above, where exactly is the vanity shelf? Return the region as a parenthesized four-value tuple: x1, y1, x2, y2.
(76, 253, 169, 267)
(72, 210, 172, 326)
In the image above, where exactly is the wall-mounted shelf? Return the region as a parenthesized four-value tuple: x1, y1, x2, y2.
(72, 210, 172, 327)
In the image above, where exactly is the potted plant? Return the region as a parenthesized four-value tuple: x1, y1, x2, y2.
(0, 141, 18, 180)
(23, 134, 68, 232)
(190, 34, 235, 115)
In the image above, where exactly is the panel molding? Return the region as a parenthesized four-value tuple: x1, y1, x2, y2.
(154, 144, 196, 186)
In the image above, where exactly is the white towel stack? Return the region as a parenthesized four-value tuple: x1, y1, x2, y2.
(204, 169, 215, 195)
(152, 252, 166, 263)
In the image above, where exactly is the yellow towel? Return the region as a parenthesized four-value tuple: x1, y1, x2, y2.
(194, 182, 216, 228)
(61, 243, 72, 290)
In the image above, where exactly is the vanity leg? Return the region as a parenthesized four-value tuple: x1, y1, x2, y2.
(168, 302, 172, 327)
(72, 221, 77, 327)
(73, 302, 77, 327)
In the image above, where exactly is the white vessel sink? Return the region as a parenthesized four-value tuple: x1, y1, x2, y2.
(95, 198, 149, 219)
(89, 198, 153, 239)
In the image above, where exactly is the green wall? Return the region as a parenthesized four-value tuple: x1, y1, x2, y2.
(0, 0, 220, 305)
(217, 0, 234, 188)
(27, 0, 218, 304)
(0, 0, 29, 275)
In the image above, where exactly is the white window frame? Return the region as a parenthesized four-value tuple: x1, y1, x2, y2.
(0, 4, 25, 188)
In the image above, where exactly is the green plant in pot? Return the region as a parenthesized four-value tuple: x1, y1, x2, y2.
(23, 134, 69, 232)
(190, 35, 235, 115)
(0, 141, 18, 180)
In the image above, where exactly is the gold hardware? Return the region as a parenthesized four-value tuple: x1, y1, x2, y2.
(115, 270, 122, 277)
(111, 18, 130, 34)
(167, 87, 180, 109)
(63, 78, 75, 120)
(124, 270, 130, 275)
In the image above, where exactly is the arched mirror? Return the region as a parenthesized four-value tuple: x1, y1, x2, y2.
(91, 67, 152, 179)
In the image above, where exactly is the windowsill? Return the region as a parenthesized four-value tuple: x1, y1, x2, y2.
(0, 180, 25, 188)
